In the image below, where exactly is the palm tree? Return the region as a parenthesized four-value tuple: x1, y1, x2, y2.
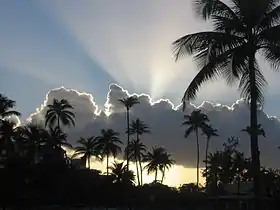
(109, 161, 135, 184)
(125, 139, 147, 185)
(119, 96, 139, 170)
(242, 124, 266, 137)
(45, 126, 72, 149)
(202, 125, 219, 174)
(16, 124, 46, 165)
(128, 118, 150, 185)
(182, 110, 209, 186)
(173, 0, 280, 197)
(45, 99, 75, 130)
(0, 120, 17, 163)
(72, 136, 102, 169)
(42, 126, 72, 166)
(0, 94, 21, 119)
(143, 147, 167, 182)
(97, 129, 122, 175)
(160, 152, 175, 184)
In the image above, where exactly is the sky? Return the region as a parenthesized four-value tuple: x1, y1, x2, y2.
(1, 0, 280, 186)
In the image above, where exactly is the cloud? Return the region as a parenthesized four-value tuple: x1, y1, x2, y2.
(27, 87, 99, 131)
(28, 84, 280, 168)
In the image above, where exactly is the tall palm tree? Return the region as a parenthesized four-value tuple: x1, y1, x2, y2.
(202, 125, 219, 173)
(0, 94, 21, 119)
(182, 110, 209, 186)
(173, 0, 280, 197)
(125, 139, 147, 185)
(97, 129, 122, 175)
(128, 118, 150, 185)
(45, 99, 75, 130)
(159, 152, 175, 184)
(73, 136, 102, 169)
(119, 96, 139, 170)
(109, 161, 135, 185)
(143, 147, 167, 182)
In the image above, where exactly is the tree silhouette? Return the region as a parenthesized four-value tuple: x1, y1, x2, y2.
(125, 139, 147, 185)
(73, 136, 102, 169)
(42, 126, 72, 167)
(97, 129, 122, 175)
(109, 161, 135, 185)
(242, 124, 266, 137)
(0, 120, 17, 164)
(119, 96, 139, 171)
(0, 94, 21, 119)
(128, 118, 150, 185)
(144, 147, 168, 182)
(202, 124, 218, 183)
(45, 99, 75, 130)
(182, 110, 209, 186)
(15, 124, 46, 165)
(159, 152, 175, 184)
(173, 0, 280, 198)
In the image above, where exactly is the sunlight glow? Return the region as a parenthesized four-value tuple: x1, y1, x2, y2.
(39, 0, 214, 101)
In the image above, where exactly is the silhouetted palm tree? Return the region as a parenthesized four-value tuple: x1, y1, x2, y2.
(97, 129, 122, 175)
(0, 120, 17, 163)
(16, 124, 46, 165)
(45, 99, 75, 130)
(109, 161, 135, 184)
(125, 139, 147, 185)
(144, 147, 167, 182)
(173, 0, 280, 197)
(242, 124, 266, 137)
(182, 110, 209, 186)
(160, 152, 175, 184)
(128, 118, 150, 185)
(73, 136, 102, 169)
(42, 126, 72, 166)
(202, 125, 219, 174)
(0, 94, 21, 119)
(119, 96, 139, 170)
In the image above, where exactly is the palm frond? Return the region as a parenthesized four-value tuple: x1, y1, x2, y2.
(238, 61, 267, 106)
(1, 110, 21, 117)
(262, 44, 280, 70)
(193, 0, 238, 21)
(173, 31, 244, 61)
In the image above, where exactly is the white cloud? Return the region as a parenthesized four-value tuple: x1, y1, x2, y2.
(28, 84, 280, 169)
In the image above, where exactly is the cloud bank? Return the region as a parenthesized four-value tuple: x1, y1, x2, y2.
(28, 84, 280, 168)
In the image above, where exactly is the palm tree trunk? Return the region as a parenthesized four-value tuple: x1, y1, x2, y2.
(139, 157, 143, 185)
(195, 128, 200, 187)
(136, 133, 143, 185)
(161, 167, 165, 184)
(205, 137, 210, 186)
(88, 157, 90, 169)
(106, 150, 109, 176)
(249, 54, 261, 199)
(155, 169, 158, 182)
(237, 175, 240, 195)
(126, 107, 130, 171)
(135, 155, 140, 186)
(57, 117, 60, 130)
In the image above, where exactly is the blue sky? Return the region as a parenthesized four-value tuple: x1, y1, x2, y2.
(1, 0, 280, 119)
